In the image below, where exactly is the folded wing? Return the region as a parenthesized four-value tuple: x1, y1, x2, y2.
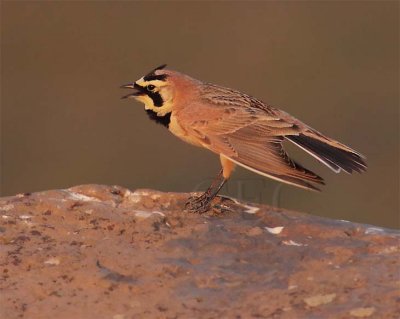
(183, 103, 325, 190)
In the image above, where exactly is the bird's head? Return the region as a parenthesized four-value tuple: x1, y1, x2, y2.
(121, 64, 197, 117)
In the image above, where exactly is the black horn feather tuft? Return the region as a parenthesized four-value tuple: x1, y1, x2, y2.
(143, 64, 168, 82)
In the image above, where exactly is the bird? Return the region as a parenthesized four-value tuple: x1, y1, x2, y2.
(121, 64, 367, 213)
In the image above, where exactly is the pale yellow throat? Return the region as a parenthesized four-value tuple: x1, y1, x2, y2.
(134, 78, 174, 116)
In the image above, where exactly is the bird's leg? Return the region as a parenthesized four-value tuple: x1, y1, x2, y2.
(185, 168, 227, 213)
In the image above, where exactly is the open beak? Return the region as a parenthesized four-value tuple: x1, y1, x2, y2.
(120, 83, 144, 99)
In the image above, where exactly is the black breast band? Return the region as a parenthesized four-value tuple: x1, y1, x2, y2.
(145, 110, 171, 128)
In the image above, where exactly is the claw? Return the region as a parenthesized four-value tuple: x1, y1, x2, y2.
(185, 194, 212, 213)
(185, 168, 227, 214)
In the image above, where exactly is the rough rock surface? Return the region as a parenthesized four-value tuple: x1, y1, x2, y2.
(0, 184, 399, 319)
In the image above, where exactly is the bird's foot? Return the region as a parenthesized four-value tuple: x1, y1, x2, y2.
(185, 193, 213, 214)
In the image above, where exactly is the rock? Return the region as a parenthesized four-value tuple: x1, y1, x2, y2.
(0, 184, 399, 319)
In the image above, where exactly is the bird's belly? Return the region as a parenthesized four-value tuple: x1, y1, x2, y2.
(169, 114, 204, 147)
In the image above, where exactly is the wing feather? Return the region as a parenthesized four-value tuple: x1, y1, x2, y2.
(197, 84, 366, 175)
(180, 101, 323, 190)
(175, 83, 364, 190)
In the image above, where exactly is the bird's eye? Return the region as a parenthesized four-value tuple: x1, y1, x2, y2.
(147, 85, 156, 91)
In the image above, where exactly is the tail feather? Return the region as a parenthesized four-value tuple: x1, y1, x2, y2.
(287, 134, 367, 174)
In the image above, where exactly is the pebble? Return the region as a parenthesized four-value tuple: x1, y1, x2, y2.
(303, 293, 336, 307)
(349, 307, 375, 317)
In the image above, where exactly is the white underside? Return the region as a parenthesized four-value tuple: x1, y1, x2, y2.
(223, 155, 318, 191)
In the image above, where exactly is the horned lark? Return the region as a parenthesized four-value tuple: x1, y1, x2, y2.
(121, 65, 366, 212)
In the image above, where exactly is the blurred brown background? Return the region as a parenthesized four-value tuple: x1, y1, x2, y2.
(1, 1, 398, 228)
